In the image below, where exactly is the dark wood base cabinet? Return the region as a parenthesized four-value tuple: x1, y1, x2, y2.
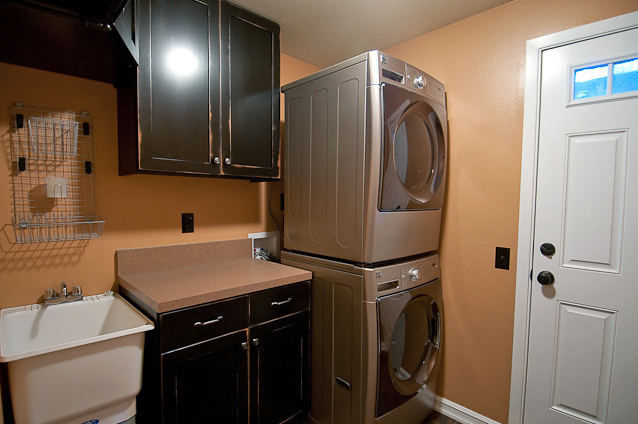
(163, 331, 249, 423)
(126, 282, 309, 424)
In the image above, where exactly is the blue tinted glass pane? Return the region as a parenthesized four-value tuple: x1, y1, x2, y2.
(574, 65, 608, 99)
(612, 58, 638, 94)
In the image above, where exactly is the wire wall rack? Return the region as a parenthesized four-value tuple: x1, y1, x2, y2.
(9, 103, 105, 243)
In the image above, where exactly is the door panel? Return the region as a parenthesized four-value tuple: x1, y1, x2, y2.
(250, 312, 309, 424)
(550, 302, 617, 423)
(524, 27, 638, 424)
(162, 330, 249, 424)
(138, 0, 218, 174)
(220, 2, 280, 178)
(562, 130, 627, 273)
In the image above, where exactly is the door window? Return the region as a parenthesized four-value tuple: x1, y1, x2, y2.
(388, 295, 440, 389)
(572, 56, 638, 100)
(381, 83, 446, 210)
(392, 103, 445, 203)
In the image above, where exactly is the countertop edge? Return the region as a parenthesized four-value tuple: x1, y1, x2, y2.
(118, 258, 312, 314)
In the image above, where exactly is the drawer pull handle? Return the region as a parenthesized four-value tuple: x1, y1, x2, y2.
(335, 377, 350, 391)
(194, 316, 223, 327)
(271, 297, 292, 307)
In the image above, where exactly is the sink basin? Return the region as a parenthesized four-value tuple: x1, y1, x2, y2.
(0, 292, 154, 424)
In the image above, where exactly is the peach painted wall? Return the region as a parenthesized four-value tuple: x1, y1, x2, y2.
(385, 0, 638, 422)
(0, 54, 318, 312)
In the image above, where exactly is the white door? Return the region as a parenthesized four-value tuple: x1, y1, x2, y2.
(524, 28, 638, 424)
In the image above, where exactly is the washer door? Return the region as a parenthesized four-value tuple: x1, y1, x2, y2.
(376, 289, 441, 417)
(380, 83, 446, 211)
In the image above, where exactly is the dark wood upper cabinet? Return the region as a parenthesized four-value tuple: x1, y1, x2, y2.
(135, 0, 219, 175)
(221, 2, 281, 179)
(1, 0, 280, 180)
(0, 0, 138, 83)
(119, 0, 281, 179)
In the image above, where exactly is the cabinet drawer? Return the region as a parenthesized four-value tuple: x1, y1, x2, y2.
(160, 296, 248, 353)
(250, 281, 310, 325)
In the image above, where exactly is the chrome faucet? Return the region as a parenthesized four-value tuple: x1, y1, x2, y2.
(44, 282, 83, 305)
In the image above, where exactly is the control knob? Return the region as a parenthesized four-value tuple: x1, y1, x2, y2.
(414, 75, 425, 89)
(408, 268, 420, 281)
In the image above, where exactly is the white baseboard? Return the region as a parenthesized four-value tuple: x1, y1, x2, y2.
(434, 396, 502, 424)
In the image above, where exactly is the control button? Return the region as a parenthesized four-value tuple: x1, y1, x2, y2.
(414, 75, 425, 89)
(408, 268, 420, 281)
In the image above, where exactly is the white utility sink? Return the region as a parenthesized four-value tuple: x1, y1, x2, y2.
(0, 292, 154, 424)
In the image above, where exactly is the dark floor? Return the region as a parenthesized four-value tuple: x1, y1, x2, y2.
(422, 411, 462, 424)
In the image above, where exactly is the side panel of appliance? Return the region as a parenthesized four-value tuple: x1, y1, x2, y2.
(284, 60, 368, 263)
(281, 255, 365, 424)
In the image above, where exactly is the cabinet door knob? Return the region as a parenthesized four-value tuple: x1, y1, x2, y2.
(252, 338, 260, 346)
(214, 157, 220, 164)
(224, 158, 231, 165)
(242, 342, 248, 350)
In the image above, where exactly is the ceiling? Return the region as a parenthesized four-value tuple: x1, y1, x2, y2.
(230, 0, 512, 69)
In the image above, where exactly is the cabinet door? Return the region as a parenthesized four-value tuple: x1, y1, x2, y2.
(220, 2, 280, 179)
(162, 330, 249, 424)
(112, 0, 139, 65)
(250, 311, 309, 424)
(137, 0, 220, 174)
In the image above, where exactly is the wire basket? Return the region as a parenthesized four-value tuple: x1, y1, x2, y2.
(12, 215, 105, 243)
(28, 114, 79, 157)
(10, 104, 104, 244)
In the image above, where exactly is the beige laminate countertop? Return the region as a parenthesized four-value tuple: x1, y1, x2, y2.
(116, 239, 311, 313)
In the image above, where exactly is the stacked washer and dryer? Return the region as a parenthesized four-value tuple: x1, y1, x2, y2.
(281, 51, 447, 424)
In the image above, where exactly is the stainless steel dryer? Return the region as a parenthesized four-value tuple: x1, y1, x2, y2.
(282, 51, 447, 264)
(281, 251, 443, 424)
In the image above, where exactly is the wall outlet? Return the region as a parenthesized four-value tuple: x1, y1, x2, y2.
(182, 213, 194, 233)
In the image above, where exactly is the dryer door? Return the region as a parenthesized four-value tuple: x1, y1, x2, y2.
(380, 83, 447, 211)
(376, 285, 442, 417)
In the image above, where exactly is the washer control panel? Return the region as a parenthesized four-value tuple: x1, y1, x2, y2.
(401, 256, 440, 288)
(366, 253, 440, 299)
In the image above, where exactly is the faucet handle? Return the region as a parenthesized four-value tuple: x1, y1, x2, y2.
(72, 286, 82, 296)
(44, 289, 55, 300)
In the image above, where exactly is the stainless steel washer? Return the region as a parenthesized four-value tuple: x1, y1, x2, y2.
(376, 278, 442, 417)
(281, 251, 443, 424)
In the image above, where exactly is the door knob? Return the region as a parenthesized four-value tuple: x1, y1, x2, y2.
(537, 271, 555, 285)
(540, 243, 556, 257)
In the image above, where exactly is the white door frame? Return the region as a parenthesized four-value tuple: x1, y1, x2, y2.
(509, 11, 638, 424)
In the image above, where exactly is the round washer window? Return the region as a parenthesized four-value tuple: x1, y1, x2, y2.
(388, 295, 440, 394)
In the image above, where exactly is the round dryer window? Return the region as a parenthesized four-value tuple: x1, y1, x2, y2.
(380, 83, 447, 211)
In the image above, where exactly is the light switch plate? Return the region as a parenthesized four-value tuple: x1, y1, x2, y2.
(182, 213, 194, 233)
(495, 247, 510, 270)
